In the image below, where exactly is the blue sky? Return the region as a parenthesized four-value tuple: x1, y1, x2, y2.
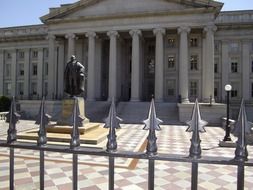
(0, 0, 252, 28)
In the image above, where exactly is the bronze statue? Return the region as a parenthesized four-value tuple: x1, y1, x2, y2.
(64, 55, 85, 97)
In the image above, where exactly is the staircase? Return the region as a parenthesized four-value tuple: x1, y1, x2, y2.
(85, 101, 180, 124)
(85, 101, 111, 122)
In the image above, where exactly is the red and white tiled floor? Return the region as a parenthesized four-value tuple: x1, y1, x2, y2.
(1, 120, 253, 190)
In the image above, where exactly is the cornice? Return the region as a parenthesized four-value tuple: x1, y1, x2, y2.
(41, 0, 222, 23)
(44, 7, 216, 25)
(0, 25, 48, 40)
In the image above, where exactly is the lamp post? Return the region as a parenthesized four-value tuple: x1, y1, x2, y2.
(223, 84, 232, 142)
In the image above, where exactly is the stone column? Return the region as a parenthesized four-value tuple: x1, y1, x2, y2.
(242, 40, 250, 100)
(178, 26, 191, 103)
(221, 40, 229, 101)
(37, 48, 44, 98)
(107, 31, 119, 101)
(65, 33, 76, 59)
(24, 48, 30, 99)
(11, 49, 17, 96)
(129, 29, 142, 101)
(153, 28, 165, 102)
(57, 41, 65, 99)
(203, 25, 217, 102)
(86, 32, 97, 101)
(0, 50, 4, 95)
(47, 34, 56, 99)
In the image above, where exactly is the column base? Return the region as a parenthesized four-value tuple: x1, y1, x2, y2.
(130, 97, 140, 102)
(202, 97, 215, 104)
(181, 98, 189, 103)
(154, 98, 163, 102)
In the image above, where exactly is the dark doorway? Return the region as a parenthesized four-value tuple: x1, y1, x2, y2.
(143, 38, 155, 101)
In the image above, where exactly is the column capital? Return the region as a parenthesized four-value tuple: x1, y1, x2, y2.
(153, 28, 166, 36)
(85, 31, 96, 38)
(46, 34, 56, 40)
(107, 31, 119, 38)
(204, 24, 217, 34)
(129, 29, 142, 37)
(177, 26, 191, 34)
(65, 33, 76, 39)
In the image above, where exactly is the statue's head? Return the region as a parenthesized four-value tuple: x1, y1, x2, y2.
(70, 55, 76, 62)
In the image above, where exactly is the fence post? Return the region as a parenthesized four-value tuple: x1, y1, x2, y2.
(104, 98, 121, 190)
(70, 98, 82, 190)
(36, 97, 50, 190)
(6, 97, 20, 190)
(233, 100, 251, 190)
(191, 162, 198, 190)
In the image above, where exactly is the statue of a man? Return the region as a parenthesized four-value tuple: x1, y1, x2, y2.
(64, 55, 85, 97)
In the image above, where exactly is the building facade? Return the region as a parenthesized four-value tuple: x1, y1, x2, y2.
(0, 0, 253, 106)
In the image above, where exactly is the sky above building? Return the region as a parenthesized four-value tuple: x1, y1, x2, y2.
(0, 0, 252, 28)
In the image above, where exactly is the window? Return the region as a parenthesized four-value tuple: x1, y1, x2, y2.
(251, 83, 253, 98)
(168, 56, 175, 69)
(5, 64, 11, 77)
(18, 51, 24, 59)
(230, 42, 239, 52)
(214, 58, 219, 73)
(251, 60, 253, 73)
(214, 41, 220, 53)
(7, 52, 12, 59)
(190, 81, 198, 97)
(168, 38, 176, 48)
(190, 55, 198, 70)
(18, 63, 24, 76)
(44, 82, 48, 97)
(44, 62, 48, 76)
(32, 63, 38, 76)
(190, 38, 198, 47)
(231, 62, 238, 73)
(31, 82, 37, 95)
(32, 50, 38, 58)
(148, 59, 155, 74)
(4, 83, 11, 96)
(214, 82, 219, 99)
(18, 82, 24, 95)
(231, 89, 238, 98)
(44, 48, 49, 58)
(214, 87, 218, 97)
(167, 80, 175, 96)
(148, 45, 155, 54)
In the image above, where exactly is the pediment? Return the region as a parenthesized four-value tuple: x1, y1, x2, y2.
(41, 0, 223, 23)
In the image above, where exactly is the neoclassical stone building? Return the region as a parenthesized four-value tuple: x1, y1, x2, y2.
(0, 0, 253, 122)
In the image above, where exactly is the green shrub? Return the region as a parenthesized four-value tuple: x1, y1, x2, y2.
(0, 96, 11, 112)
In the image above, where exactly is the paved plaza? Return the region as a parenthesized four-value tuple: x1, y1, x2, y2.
(0, 120, 253, 190)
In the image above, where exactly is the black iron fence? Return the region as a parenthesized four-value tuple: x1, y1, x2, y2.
(0, 97, 252, 190)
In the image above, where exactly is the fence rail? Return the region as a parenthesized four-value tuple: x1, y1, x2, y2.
(0, 97, 252, 190)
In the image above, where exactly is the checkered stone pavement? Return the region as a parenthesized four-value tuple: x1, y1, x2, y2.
(1, 120, 253, 189)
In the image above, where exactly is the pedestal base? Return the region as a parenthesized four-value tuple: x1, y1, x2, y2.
(218, 140, 236, 147)
(57, 97, 89, 126)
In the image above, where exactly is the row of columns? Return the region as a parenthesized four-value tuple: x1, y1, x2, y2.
(47, 25, 216, 102)
(0, 48, 46, 98)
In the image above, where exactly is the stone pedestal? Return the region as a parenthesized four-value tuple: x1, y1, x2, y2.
(57, 97, 89, 126)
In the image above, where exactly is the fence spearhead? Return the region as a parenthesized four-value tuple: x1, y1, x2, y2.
(104, 98, 120, 152)
(233, 99, 251, 161)
(6, 97, 20, 143)
(144, 98, 162, 155)
(186, 99, 207, 159)
(36, 97, 51, 146)
(143, 98, 162, 131)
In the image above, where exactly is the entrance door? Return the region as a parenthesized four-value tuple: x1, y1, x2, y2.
(101, 40, 109, 100)
(143, 39, 155, 101)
